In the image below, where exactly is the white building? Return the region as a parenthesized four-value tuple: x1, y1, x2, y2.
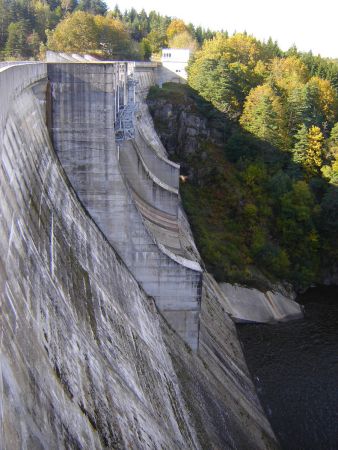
(160, 48, 191, 82)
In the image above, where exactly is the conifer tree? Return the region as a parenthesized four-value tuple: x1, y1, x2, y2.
(5, 21, 28, 57)
(292, 124, 308, 164)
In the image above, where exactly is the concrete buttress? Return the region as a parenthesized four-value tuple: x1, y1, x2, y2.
(47, 63, 202, 351)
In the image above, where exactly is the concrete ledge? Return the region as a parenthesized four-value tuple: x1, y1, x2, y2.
(219, 282, 303, 323)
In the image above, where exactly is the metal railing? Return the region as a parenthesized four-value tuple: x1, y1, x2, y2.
(115, 76, 138, 142)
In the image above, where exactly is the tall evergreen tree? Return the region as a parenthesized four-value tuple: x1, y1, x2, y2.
(77, 0, 107, 15)
(292, 124, 308, 164)
(5, 20, 29, 57)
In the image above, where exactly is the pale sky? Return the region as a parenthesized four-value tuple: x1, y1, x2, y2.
(107, 0, 338, 58)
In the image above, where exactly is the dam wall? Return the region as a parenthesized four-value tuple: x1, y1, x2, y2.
(0, 65, 200, 448)
(0, 62, 279, 449)
(48, 63, 202, 350)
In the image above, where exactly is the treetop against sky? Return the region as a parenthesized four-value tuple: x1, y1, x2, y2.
(108, 0, 338, 58)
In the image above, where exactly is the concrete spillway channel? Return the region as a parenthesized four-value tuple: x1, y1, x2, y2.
(48, 63, 202, 351)
(0, 62, 279, 449)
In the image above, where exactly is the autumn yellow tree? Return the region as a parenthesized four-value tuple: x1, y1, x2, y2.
(270, 56, 309, 92)
(94, 15, 132, 58)
(166, 19, 188, 41)
(240, 84, 290, 149)
(305, 125, 324, 174)
(47, 11, 134, 58)
(168, 30, 198, 52)
(191, 32, 263, 66)
(307, 76, 337, 126)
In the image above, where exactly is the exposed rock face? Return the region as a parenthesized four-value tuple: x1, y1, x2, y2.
(0, 64, 279, 449)
(147, 93, 225, 165)
(147, 97, 211, 160)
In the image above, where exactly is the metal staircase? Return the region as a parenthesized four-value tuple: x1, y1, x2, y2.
(115, 75, 138, 142)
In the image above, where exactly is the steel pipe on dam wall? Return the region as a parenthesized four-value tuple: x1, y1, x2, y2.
(0, 63, 279, 449)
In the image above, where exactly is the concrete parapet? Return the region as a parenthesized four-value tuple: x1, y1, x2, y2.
(0, 62, 46, 141)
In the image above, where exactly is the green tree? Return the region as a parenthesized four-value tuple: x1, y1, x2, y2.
(240, 84, 290, 149)
(140, 37, 151, 60)
(32, 0, 55, 41)
(261, 37, 282, 60)
(146, 28, 167, 53)
(277, 181, 319, 286)
(27, 30, 41, 56)
(47, 11, 99, 53)
(5, 21, 29, 57)
(189, 33, 265, 117)
(292, 124, 308, 164)
(286, 85, 310, 134)
(320, 187, 338, 231)
(77, 0, 107, 15)
(325, 123, 338, 177)
(292, 125, 324, 174)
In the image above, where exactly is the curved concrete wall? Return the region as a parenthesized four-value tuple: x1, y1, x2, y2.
(119, 138, 178, 216)
(134, 123, 180, 189)
(0, 63, 279, 449)
(0, 63, 47, 140)
(133, 65, 157, 99)
(48, 63, 202, 350)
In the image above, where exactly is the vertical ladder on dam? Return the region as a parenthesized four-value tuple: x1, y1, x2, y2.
(115, 75, 138, 142)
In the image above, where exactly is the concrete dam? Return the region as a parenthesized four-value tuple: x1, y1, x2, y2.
(0, 61, 279, 448)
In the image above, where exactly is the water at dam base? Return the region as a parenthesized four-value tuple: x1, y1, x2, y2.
(238, 286, 338, 450)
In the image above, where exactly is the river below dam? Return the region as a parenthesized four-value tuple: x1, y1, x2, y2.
(237, 286, 338, 450)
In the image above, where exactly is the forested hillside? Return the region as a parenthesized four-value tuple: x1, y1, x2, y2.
(148, 35, 338, 290)
(0, 1, 214, 59)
